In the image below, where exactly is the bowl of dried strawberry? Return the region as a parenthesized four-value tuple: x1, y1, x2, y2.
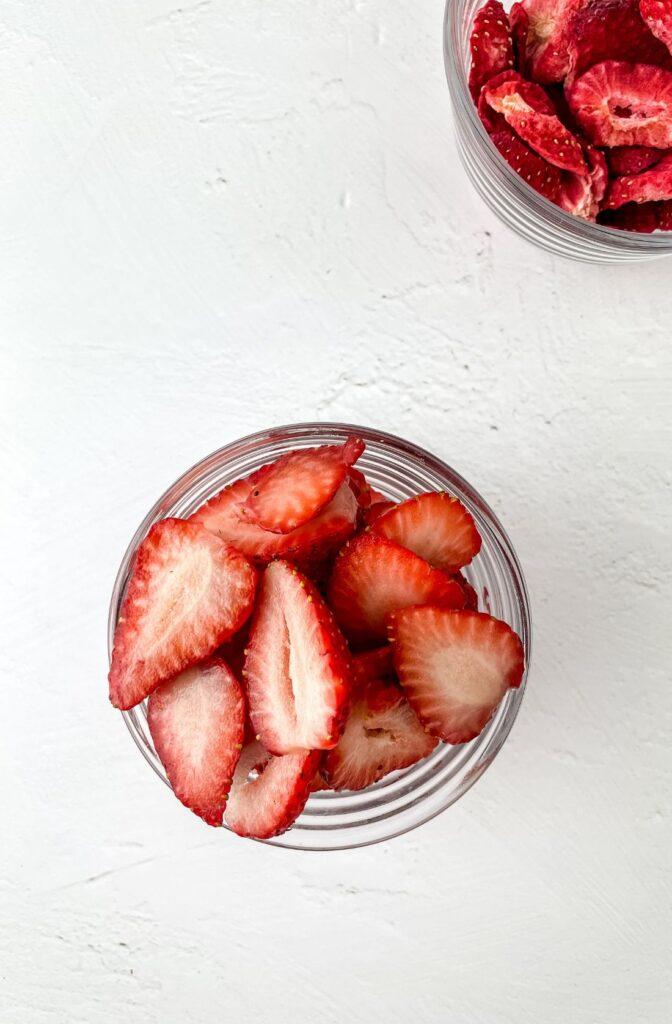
(445, 0, 672, 261)
(108, 423, 530, 850)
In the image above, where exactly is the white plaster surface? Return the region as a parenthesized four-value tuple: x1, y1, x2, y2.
(2, 1, 671, 1021)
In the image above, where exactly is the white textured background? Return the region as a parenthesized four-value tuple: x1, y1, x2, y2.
(2, 1, 671, 1021)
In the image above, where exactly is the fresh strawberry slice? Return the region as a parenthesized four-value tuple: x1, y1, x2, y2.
(225, 741, 320, 839)
(469, 0, 516, 101)
(370, 491, 482, 574)
(640, 0, 672, 54)
(327, 532, 465, 646)
(322, 679, 438, 791)
(388, 607, 525, 745)
(347, 467, 373, 510)
(109, 519, 257, 711)
(606, 144, 664, 175)
(484, 77, 587, 173)
(515, 0, 586, 82)
(351, 645, 396, 687)
(452, 572, 479, 611)
(363, 499, 396, 526)
(191, 477, 357, 568)
(489, 129, 563, 202)
(566, 0, 672, 82)
(603, 151, 672, 206)
(599, 200, 662, 229)
(147, 658, 245, 826)
(242, 436, 364, 534)
(567, 60, 672, 148)
(244, 560, 352, 754)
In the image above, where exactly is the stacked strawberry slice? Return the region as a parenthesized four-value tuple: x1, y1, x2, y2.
(468, 0, 672, 231)
(108, 437, 525, 840)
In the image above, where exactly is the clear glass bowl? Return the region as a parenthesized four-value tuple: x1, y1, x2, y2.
(444, 0, 672, 263)
(108, 423, 531, 850)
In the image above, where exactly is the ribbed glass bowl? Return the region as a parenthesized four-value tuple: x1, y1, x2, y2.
(444, 0, 672, 263)
(108, 423, 531, 850)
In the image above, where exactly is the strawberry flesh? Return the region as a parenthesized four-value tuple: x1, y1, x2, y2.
(147, 658, 245, 826)
(469, 0, 516, 101)
(109, 519, 257, 710)
(322, 679, 438, 791)
(567, 60, 672, 148)
(371, 491, 482, 574)
(328, 532, 466, 646)
(244, 560, 353, 754)
(242, 437, 364, 533)
(566, 0, 672, 82)
(225, 741, 320, 839)
(640, 0, 672, 55)
(388, 607, 525, 745)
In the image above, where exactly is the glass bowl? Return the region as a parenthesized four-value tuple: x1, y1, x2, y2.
(108, 423, 531, 850)
(444, 0, 672, 263)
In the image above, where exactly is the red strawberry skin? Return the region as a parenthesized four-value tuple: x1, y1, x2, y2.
(371, 492, 482, 574)
(191, 477, 358, 569)
(109, 519, 257, 711)
(490, 129, 563, 202)
(244, 560, 353, 754)
(606, 145, 664, 176)
(328, 532, 466, 646)
(388, 607, 524, 745)
(351, 645, 396, 688)
(567, 60, 672, 148)
(322, 679, 438, 792)
(469, 0, 516, 101)
(641, 0, 672, 53)
(225, 741, 320, 839)
(147, 658, 245, 826)
(603, 150, 672, 207)
(242, 437, 364, 534)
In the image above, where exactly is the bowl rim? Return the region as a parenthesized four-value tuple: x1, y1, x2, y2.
(108, 421, 532, 851)
(442, 0, 672, 252)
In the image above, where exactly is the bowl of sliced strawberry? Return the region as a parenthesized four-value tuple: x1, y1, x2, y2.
(445, 0, 672, 260)
(108, 424, 530, 849)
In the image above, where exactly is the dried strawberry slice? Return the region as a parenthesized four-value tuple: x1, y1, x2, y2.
(568, 60, 672, 147)
(658, 198, 672, 225)
(557, 145, 607, 219)
(566, 0, 672, 83)
(606, 145, 665, 175)
(490, 129, 563, 202)
(640, 0, 672, 55)
(603, 150, 672, 207)
(468, 0, 515, 101)
(515, 0, 586, 82)
(509, 4, 530, 75)
(598, 201, 661, 229)
(484, 77, 587, 173)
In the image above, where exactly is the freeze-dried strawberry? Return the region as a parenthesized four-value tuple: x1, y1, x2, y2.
(557, 148, 607, 220)
(603, 151, 672, 207)
(490, 129, 563, 202)
(598, 201, 661, 229)
(658, 199, 672, 225)
(484, 77, 587, 172)
(567, 60, 672, 148)
(516, 0, 586, 82)
(640, 0, 672, 55)
(586, 145, 609, 205)
(469, 0, 516, 101)
(606, 145, 664, 175)
(509, 4, 530, 74)
(566, 0, 672, 82)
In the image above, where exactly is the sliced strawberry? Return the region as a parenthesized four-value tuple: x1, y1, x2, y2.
(371, 491, 482, 574)
(388, 607, 525, 745)
(478, 70, 556, 133)
(469, 0, 516, 101)
(566, 0, 672, 82)
(351, 645, 396, 687)
(327, 533, 465, 646)
(452, 572, 479, 611)
(567, 60, 672, 148)
(147, 658, 245, 826)
(347, 467, 373, 510)
(510, 4, 530, 74)
(363, 499, 396, 527)
(322, 679, 438, 792)
(242, 437, 364, 534)
(606, 144, 664, 175)
(640, 0, 672, 55)
(244, 560, 352, 754)
(515, 0, 586, 82)
(598, 200, 662, 228)
(484, 77, 587, 173)
(603, 150, 672, 206)
(191, 477, 357, 568)
(658, 198, 672, 224)
(490, 129, 564, 202)
(109, 519, 257, 711)
(225, 741, 320, 839)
